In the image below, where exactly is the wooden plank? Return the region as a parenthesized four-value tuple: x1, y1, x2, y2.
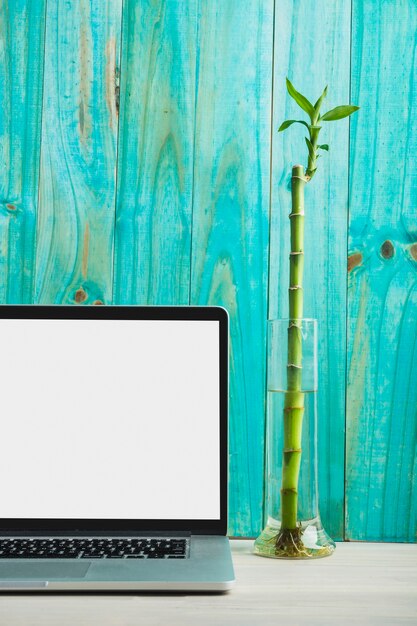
(346, 0, 417, 541)
(0, 0, 46, 303)
(1, 541, 417, 624)
(190, 0, 273, 536)
(35, 0, 122, 304)
(270, 0, 351, 540)
(113, 0, 197, 305)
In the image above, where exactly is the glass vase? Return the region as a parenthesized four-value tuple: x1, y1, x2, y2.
(254, 319, 335, 559)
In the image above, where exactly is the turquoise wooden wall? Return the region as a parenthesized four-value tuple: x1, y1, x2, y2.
(1, 0, 416, 540)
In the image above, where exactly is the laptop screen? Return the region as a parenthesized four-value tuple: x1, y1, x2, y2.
(0, 317, 221, 522)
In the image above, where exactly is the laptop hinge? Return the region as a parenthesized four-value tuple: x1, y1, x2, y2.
(0, 530, 192, 538)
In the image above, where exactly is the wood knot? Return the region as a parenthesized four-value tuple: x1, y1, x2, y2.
(410, 243, 417, 261)
(115, 85, 120, 115)
(75, 288, 87, 303)
(380, 240, 395, 259)
(93, 299, 104, 305)
(6, 204, 16, 211)
(348, 252, 362, 272)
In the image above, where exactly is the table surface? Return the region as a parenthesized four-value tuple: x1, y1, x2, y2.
(0, 540, 416, 626)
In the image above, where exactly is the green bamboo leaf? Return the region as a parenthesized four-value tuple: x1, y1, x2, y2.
(314, 85, 328, 112)
(286, 78, 315, 120)
(318, 144, 329, 151)
(320, 105, 360, 121)
(305, 137, 315, 158)
(278, 119, 310, 132)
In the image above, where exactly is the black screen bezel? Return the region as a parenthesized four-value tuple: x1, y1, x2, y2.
(0, 305, 228, 536)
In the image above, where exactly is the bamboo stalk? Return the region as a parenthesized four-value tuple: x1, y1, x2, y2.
(281, 164, 306, 530)
(262, 80, 359, 556)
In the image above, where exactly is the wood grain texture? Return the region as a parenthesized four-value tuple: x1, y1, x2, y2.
(346, 0, 417, 541)
(1, 0, 417, 541)
(270, 0, 351, 540)
(113, 0, 197, 305)
(0, 0, 46, 303)
(190, 0, 273, 536)
(35, 0, 122, 305)
(0, 541, 416, 625)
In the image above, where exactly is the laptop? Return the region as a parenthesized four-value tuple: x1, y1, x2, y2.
(0, 305, 235, 591)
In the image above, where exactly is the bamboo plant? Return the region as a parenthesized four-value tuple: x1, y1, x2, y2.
(273, 79, 359, 556)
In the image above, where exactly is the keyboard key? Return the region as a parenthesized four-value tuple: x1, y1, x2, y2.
(125, 554, 145, 558)
(167, 555, 185, 559)
(82, 556, 101, 559)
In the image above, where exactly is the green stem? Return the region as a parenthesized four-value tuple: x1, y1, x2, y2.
(281, 164, 306, 530)
(306, 127, 319, 179)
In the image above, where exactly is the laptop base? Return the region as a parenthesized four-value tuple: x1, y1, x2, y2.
(0, 536, 235, 592)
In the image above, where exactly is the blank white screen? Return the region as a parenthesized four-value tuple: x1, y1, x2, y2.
(0, 319, 220, 520)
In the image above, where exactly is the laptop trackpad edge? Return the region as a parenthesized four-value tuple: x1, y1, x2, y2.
(0, 562, 91, 579)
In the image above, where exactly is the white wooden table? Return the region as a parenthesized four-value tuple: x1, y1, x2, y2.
(0, 540, 416, 625)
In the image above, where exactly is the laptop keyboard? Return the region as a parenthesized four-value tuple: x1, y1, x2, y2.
(0, 538, 188, 559)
